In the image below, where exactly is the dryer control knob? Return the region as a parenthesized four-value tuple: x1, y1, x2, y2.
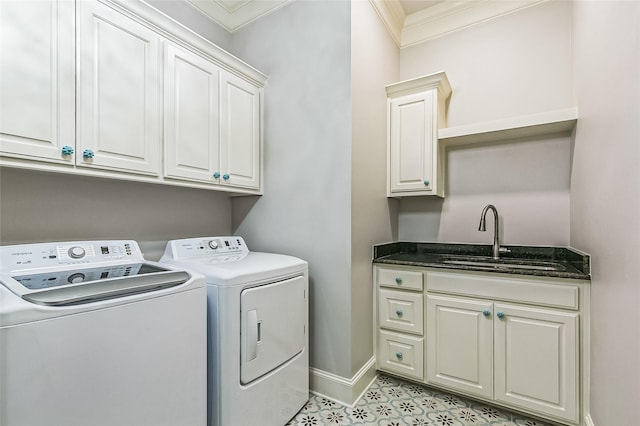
(68, 246, 86, 259)
(208, 240, 219, 250)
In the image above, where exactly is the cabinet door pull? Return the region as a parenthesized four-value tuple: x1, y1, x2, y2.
(496, 311, 505, 319)
(482, 309, 491, 317)
(395, 352, 403, 360)
(395, 277, 402, 284)
(396, 309, 403, 317)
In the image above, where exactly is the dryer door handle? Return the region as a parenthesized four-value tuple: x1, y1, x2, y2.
(246, 309, 259, 362)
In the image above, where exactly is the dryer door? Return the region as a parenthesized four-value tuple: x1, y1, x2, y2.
(240, 275, 306, 384)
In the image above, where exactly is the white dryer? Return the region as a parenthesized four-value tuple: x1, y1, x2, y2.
(0, 240, 207, 426)
(161, 236, 309, 426)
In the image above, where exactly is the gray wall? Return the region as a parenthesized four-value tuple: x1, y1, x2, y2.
(571, 1, 640, 424)
(397, 1, 573, 247)
(350, 0, 399, 374)
(228, 0, 354, 377)
(0, 168, 231, 260)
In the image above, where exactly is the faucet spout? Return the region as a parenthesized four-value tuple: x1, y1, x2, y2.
(478, 204, 501, 259)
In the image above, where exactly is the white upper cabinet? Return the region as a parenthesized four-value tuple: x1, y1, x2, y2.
(1, 0, 266, 194)
(164, 43, 221, 183)
(164, 47, 262, 191)
(386, 72, 451, 198)
(0, 0, 75, 163)
(220, 71, 261, 191)
(77, 0, 162, 175)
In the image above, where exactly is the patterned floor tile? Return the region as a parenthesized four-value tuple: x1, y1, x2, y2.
(286, 374, 555, 426)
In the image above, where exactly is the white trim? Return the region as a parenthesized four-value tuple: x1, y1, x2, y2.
(183, 0, 293, 32)
(585, 414, 595, 426)
(370, 0, 548, 49)
(309, 357, 377, 407)
(368, 0, 405, 48)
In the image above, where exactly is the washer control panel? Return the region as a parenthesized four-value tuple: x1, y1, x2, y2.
(0, 241, 142, 272)
(163, 236, 249, 260)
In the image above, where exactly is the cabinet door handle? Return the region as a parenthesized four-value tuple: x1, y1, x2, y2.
(213, 172, 220, 179)
(423, 180, 430, 186)
(61, 145, 74, 156)
(82, 149, 95, 159)
(395, 309, 403, 317)
(496, 311, 505, 319)
(395, 352, 403, 360)
(223, 174, 230, 181)
(482, 309, 491, 317)
(395, 277, 402, 284)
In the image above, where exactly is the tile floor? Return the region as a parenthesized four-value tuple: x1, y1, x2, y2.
(287, 374, 557, 426)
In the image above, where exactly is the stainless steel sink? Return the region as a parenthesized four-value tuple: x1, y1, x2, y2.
(442, 258, 566, 272)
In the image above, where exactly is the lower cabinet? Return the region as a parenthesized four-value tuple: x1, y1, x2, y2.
(375, 265, 588, 426)
(427, 295, 579, 422)
(426, 295, 493, 399)
(377, 330, 424, 381)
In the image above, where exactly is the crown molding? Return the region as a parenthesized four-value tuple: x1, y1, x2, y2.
(184, 0, 293, 32)
(368, 0, 406, 48)
(402, 0, 547, 47)
(370, 0, 548, 49)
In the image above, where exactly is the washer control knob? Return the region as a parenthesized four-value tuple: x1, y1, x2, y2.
(68, 246, 86, 259)
(208, 240, 219, 250)
(68, 273, 86, 284)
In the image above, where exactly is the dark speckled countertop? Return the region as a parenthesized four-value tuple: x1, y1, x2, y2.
(373, 242, 590, 280)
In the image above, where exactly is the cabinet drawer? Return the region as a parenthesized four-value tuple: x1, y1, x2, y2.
(377, 330, 424, 380)
(379, 289, 423, 335)
(377, 268, 423, 291)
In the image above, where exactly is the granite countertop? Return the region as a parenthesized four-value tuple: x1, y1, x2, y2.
(373, 242, 590, 280)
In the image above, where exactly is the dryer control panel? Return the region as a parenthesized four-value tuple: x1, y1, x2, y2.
(162, 237, 249, 260)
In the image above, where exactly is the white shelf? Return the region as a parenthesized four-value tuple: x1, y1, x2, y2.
(438, 107, 578, 146)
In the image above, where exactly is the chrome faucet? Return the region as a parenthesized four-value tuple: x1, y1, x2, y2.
(478, 204, 501, 259)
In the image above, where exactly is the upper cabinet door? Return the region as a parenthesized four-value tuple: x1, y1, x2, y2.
(220, 71, 261, 191)
(164, 43, 221, 183)
(388, 90, 436, 194)
(0, 0, 75, 163)
(77, 0, 161, 175)
(386, 72, 450, 198)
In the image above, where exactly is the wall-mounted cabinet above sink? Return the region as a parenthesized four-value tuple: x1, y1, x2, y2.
(386, 72, 451, 198)
(385, 70, 577, 199)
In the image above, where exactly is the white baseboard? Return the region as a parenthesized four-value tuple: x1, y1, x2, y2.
(585, 414, 595, 426)
(309, 357, 377, 407)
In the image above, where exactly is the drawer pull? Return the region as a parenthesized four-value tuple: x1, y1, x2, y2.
(396, 309, 403, 317)
(395, 277, 402, 284)
(395, 352, 403, 360)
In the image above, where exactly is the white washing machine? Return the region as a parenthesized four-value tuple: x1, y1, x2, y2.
(160, 236, 309, 426)
(0, 240, 207, 426)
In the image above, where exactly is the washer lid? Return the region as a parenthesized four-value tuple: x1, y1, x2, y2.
(163, 252, 307, 286)
(3, 263, 190, 306)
